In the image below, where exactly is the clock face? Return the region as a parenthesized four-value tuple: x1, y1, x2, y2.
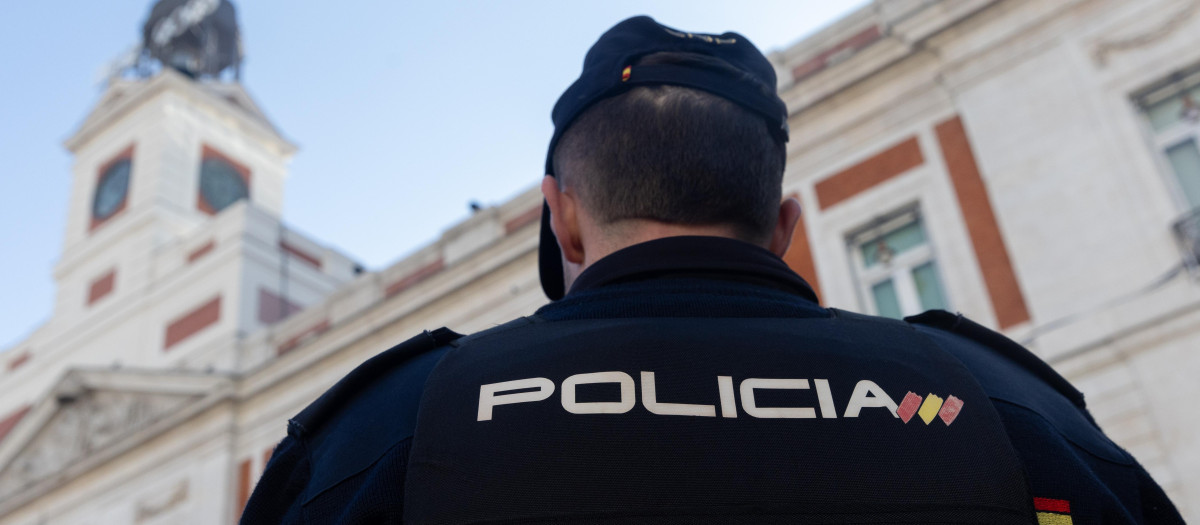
(199, 157, 248, 213)
(92, 159, 131, 221)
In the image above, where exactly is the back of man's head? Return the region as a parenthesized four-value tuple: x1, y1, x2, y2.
(552, 52, 786, 245)
(537, 16, 793, 299)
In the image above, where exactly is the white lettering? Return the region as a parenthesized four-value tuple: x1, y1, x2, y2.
(717, 376, 737, 418)
(843, 380, 898, 418)
(562, 372, 635, 414)
(740, 378, 816, 418)
(478, 377, 554, 421)
(813, 379, 837, 419)
(478, 374, 917, 423)
(640, 372, 716, 417)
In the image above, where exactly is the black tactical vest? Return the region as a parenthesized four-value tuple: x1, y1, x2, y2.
(404, 310, 1034, 524)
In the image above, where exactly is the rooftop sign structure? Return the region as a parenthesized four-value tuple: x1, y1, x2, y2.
(139, 0, 242, 80)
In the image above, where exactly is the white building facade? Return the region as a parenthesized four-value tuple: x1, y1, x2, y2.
(0, 0, 1198, 522)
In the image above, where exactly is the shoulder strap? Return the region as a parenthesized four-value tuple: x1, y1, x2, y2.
(904, 310, 1085, 408)
(829, 307, 910, 327)
(290, 327, 462, 435)
(449, 316, 540, 348)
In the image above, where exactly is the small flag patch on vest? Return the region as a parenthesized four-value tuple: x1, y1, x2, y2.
(917, 394, 944, 425)
(1034, 497, 1072, 525)
(938, 395, 964, 425)
(897, 392, 922, 423)
(896, 391, 963, 426)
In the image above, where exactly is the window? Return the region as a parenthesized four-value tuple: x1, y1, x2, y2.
(199, 157, 248, 213)
(849, 209, 948, 319)
(197, 145, 251, 215)
(89, 145, 134, 231)
(93, 159, 131, 221)
(1138, 68, 1200, 209)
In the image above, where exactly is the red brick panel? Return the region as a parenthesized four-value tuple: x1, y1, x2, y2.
(6, 352, 31, 372)
(815, 136, 924, 210)
(258, 288, 302, 325)
(235, 457, 252, 521)
(791, 56, 829, 83)
(385, 259, 445, 298)
(87, 270, 116, 306)
(504, 205, 542, 234)
(781, 193, 822, 302)
(935, 116, 1030, 329)
(164, 296, 222, 350)
(791, 25, 882, 83)
(0, 405, 31, 445)
(281, 241, 323, 270)
(187, 240, 215, 263)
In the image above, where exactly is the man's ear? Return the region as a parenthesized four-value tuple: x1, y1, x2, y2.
(541, 176, 586, 264)
(768, 197, 802, 258)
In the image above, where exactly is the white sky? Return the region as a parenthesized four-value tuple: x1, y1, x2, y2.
(0, 0, 869, 350)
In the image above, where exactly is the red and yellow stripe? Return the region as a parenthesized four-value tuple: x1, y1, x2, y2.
(1034, 497, 1072, 525)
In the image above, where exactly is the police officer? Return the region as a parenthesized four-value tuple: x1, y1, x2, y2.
(243, 16, 1183, 524)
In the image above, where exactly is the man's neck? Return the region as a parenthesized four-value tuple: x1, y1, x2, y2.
(581, 220, 756, 269)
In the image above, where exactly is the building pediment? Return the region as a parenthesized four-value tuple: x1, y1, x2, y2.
(0, 368, 232, 514)
(64, 69, 296, 155)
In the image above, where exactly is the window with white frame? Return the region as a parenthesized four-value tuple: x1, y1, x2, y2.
(1138, 68, 1200, 209)
(848, 209, 948, 319)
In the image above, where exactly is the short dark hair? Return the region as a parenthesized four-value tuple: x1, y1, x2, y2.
(552, 52, 787, 244)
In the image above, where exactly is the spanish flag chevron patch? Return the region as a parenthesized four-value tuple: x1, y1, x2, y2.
(1034, 497, 1072, 524)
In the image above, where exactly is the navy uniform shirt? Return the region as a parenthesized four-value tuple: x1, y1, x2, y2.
(242, 236, 1182, 524)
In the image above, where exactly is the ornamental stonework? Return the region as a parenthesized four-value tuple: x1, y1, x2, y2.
(0, 390, 195, 502)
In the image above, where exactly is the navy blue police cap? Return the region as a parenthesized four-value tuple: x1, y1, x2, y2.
(540, 15, 790, 300)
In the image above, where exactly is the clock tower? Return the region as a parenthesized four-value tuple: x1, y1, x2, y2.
(0, 2, 360, 521)
(6, 0, 358, 402)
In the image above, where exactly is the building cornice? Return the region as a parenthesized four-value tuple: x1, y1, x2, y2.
(773, 0, 1000, 118)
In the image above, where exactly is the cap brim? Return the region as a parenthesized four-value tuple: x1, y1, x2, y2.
(538, 200, 566, 300)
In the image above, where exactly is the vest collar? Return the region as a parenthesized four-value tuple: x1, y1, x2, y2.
(567, 236, 819, 304)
